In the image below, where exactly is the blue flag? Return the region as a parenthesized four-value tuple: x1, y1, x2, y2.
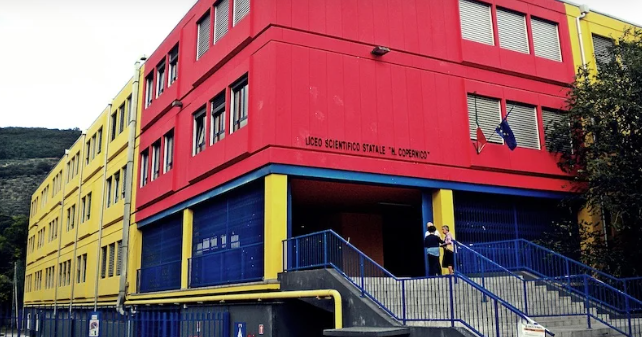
(495, 119, 517, 150)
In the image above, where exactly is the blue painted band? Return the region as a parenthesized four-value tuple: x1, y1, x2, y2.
(138, 163, 571, 228)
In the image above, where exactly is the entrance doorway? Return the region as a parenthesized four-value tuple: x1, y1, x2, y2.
(290, 179, 425, 277)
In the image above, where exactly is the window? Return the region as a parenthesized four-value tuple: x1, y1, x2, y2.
(196, 12, 211, 60)
(145, 74, 154, 108)
(75, 154, 80, 175)
(211, 93, 226, 144)
(106, 177, 112, 207)
(76, 254, 87, 283)
(91, 134, 97, 159)
(168, 45, 179, 86)
(156, 60, 166, 98)
(70, 205, 75, 230)
(121, 166, 127, 200)
(505, 102, 540, 149)
(459, 0, 494, 46)
(81, 196, 87, 223)
(193, 109, 206, 155)
(233, 0, 250, 25)
(85, 140, 91, 165)
(119, 104, 126, 134)
(110, 112, 118, 141)
(140, 150, 149, 187)
(116, 240, 123, 276)
(497, 8, 529, 54)
(101, 246, 107, 279)
(85, 193, 92, 221)
(467, 94, 503, 144)
(592, 34, 614, 70)
(531, 17, 561, 62)
(215, 0, 229, 43)
(108, 243, 116, 277)
(164, 131, 174, 173)
(113, 172, 120, 204)
(126, 96, 132, 123)
(542, 108, 570, 152)
(231, 76, 249, 132)
(151, 141, 161, 180)
(96, 128, 103, 154)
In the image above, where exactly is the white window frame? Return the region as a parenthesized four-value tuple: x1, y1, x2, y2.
(156, 60, 166, 98)
(145, 75, 154, 108)
(163, 132, 174, 173)
(168, 45, 179, 86)
(140, 151, 149, 187)
(151, 141, 161, 180)
(230, 76, 249, 133)
(193, 109, 207, 155)
(211, 93, 226, 144)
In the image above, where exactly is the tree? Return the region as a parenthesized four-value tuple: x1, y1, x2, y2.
(0, 215, 27, 311)
(548, 29, 642, 277)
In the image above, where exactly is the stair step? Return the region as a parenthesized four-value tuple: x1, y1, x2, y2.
(323, 327, 410, 337)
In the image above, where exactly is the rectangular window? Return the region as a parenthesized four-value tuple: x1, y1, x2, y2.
(86, 193, 92, 221)
(110, 112, 118, 141)
(505, 102, 540, 149)
(66, 260, 71, 286)
(81, 254, 87, 282)
(467, 94, 503, 144)
(151, 141, 161, 180)
(96, 128, 103, 154)
(459, 0, 494, 46)
(233, 0, 250, 25)
(76, 255, 82, 283)
(140, 150, 149, 187)
(106, 177, 112, 207)
(91, 134, 97, 159)
(121, 166, 127, 199)
(113, 172, 120, 204)
(126, 96, 132, 123)
(145, 74, 154, 108)
(531, 17, 562, 61)
(193, 109, 206, 155)
(168, 45, 179, 86)
(592, 34, 614, 70)
(70, 205, 75, 229)
(101, 246, 107, 279)
(85, 140, 91, 165)
(497, 8, 529, 54)
(156, 60, 166, 98)
(81, 196, 86, 223)
(119, 104, 126, 134)
(542, 108, 571, 152)
(211, 93, 226, 144)
(164, 131, 174, 173)
(215, 0, 229, 43)
(231, 76, 249, 132)
(116, 240, 123, 276)
(196, 12, 211, 60)
(108, 243, 115, 277)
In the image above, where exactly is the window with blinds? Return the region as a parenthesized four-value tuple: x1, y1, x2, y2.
(459, 0, 494, 46)
(506, 102, 540, 149)
(116, 240, 122, 276)
(196, 12, 211, 60)
(531, 17, 561, 61)
(467, 94, 503, 144)
(497, 8, 529, 54)
(592, 34, 614, 69)
(215, 0, 229, 43)
(234, 0, 250, 25)
(542, 108, 570, 152)
(108, 243, 115, 277)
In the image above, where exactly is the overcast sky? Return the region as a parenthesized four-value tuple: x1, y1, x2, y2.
(0, 0, 640, 130)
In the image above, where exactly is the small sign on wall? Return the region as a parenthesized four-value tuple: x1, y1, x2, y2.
(519, 322, 545, 337)
(88, 311, 101, 337)
(234, 322, 246, 337)
(258, 324, 264, 335)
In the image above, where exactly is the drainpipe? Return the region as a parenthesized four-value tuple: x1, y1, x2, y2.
(116, 56, 145, 315)
(52, 150, 70, 316)
(576, 5, 590, 70)
(92, 104, 113, 311)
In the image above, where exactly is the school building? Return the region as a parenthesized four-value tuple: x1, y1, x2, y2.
(23, 1, 642, 336)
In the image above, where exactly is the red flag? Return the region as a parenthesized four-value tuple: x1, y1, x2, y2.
(475, 127, 487, 154)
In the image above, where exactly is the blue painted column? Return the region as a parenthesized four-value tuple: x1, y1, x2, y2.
(421, 191, 433, 276)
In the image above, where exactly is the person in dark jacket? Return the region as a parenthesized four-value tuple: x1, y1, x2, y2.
(424, 223, 444, 276)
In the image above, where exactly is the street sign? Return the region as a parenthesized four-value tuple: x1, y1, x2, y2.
(88, 311, 101, 337)
(234, 322, 246, 337)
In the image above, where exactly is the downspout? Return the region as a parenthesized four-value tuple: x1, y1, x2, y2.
(576, 5, 590, 70)
(69, 132, 90, 312)
(52, 150, 70, 316)
(116, 57, 145, 315)
(92, 104, 113, 311)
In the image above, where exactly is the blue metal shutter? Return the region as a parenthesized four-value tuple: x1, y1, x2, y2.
(191, 181, 264, 287)
(140, 216, 182, 292)
(497, 8, 529, 54)
(531, 17, 561, 61)
(459, 0, 494, 46)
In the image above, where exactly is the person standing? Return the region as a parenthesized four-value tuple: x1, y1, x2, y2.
(424, 223, 444, 277)
(441, 225, 454, 275)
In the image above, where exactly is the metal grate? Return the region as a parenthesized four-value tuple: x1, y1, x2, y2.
(215, 0, 229, 43)
(190, 181, 264, 287)
(506, 102, 540, 149)
(592, 34, 614, 69)
(234, 0, 250, 25)
(459, 0, 494, 46)
(497, 8, 529, 54)
(467, 94, 503, 144)
(531, 17, 561, 61)
(140, 216, 183, 292)
(196, 12, 211, 60)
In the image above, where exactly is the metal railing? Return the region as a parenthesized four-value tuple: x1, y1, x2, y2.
(2, 305, 229, 337)
(283, 230, 552, 337)
(188, 242, 263, 288)
(469, 239, 642, 309)
(137, 260, 182, 293)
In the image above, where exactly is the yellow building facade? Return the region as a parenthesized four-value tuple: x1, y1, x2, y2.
(24, 67, 144, 308)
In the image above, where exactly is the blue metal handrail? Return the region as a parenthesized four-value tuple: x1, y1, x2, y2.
(283, 230, 554, 337)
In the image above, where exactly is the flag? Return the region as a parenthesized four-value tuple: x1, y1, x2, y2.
(473, 94, 488, 154)
(495, 119, 517, 150)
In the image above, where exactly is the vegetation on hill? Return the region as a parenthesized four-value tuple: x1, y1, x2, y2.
(0, 127, 81, 160)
